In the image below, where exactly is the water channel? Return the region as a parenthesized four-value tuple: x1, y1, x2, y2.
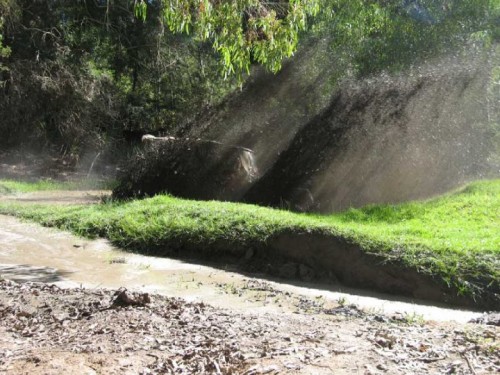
(0, 213, 482, 323)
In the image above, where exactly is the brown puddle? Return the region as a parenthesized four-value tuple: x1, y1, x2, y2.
(0, 214, 482, 322)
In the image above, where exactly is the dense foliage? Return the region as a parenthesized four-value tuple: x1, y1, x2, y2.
(0, 0, 497, 157)
(0, 0, 239, 155)
(144, 0, 321, 77)
(314, 0, 498, 76)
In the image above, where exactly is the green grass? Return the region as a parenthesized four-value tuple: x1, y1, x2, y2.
(325, 180, 500, 296)
(0, 178, 498, 303)
(332, 182, 499, 257)
(0, 179, 67, 194)
(0, 179, 114, 195)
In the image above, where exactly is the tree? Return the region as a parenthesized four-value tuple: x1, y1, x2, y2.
(134, 0, 320, 78)
(0, 0, 497, 154)
(310, 0, 499, 76)
(0, 0, 13, 66)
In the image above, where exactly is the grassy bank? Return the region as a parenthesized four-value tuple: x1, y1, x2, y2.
(0, 179, 498, 306)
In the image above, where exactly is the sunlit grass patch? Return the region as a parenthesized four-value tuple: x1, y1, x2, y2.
(324, 179, 500, 255)
(0, 178, 498, 304)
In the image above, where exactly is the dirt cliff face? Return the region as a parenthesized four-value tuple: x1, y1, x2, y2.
(243, 56, 497, 211)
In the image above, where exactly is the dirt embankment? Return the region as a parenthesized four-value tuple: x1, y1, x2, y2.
(0, 191, 498, 373)
(1, 188, 497, 310)
(266, 232, 487, 309)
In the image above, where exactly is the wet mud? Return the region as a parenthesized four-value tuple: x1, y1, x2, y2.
(0, 214, 484, 322)
(267, 232, 486, 309)
(1, 193, 499, 374)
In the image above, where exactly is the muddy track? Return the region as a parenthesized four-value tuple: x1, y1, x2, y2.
(1, 190, 498, 311)
(0, 213, 482, 321)
(0, 192, 499, 374)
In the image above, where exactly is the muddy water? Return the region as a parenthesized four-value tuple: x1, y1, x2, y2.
(0, 214, 482, 323)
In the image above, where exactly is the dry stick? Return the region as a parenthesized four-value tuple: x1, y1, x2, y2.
(212, 359, 222, 374)
(461, 352, 477, 375)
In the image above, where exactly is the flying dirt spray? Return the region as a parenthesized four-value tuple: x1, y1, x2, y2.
(116, 41, 499, 212)
(191, 48, 499, 212)
(243, 54, 499, 212)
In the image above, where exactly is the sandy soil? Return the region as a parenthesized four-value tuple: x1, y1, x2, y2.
(0, 190, 110, 206)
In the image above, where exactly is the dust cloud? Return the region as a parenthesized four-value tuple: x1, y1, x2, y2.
(310, 56, 498, 211)
(195, 47, 499, 212)
(186, 37, 341, 198)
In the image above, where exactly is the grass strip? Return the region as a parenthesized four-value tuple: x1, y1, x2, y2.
(0, 179, 498, 304)
(0, 179, 69, 194)
(0, 179, 114, 195)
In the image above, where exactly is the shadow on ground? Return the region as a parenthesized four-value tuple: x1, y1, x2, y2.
(0, 264, 72, 284)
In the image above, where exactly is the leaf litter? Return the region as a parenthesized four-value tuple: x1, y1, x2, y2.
(0, 279, 498, 374)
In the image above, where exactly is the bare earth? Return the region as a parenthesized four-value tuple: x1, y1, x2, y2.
(0, 178, 498, 374)
(0, 280, 498, 375)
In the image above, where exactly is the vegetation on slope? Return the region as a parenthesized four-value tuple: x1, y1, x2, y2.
(328, 180, 500, 298)
(0, 179, 498, 305)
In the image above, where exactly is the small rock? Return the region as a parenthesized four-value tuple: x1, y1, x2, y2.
(109, 257, 126, 264)
(376, 363, 388, 371)
(390, 312, 405, 321)
(373, 315, 390, 323)
(469, 313, 500, 326)
(364, 364, 381, 375)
